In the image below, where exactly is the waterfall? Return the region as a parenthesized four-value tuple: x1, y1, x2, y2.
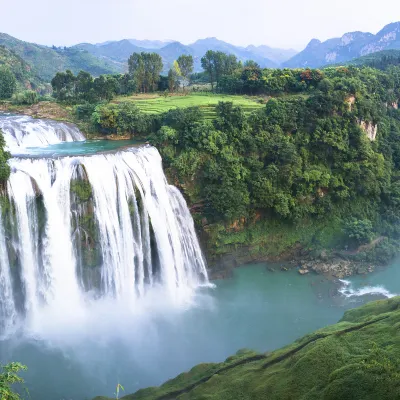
(0, 146, 208, 334)
(0, 114, 85, 154)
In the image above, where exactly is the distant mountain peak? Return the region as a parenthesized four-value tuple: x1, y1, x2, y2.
(284, 21, 400, 68)
(307, 38, 322, 47)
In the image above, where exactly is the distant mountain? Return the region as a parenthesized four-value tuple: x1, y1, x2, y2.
(245, 45, 297, 65)
(283, 22, 400, 68)
(0, 33, 121, 82)
(189, 37, 278, 68)
(74, 36, 287, 73)
(0, 45, 47, 92)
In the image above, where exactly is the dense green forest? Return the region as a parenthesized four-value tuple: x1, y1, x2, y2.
(60, 59, 400, 266)
(2, 48, 400, 266)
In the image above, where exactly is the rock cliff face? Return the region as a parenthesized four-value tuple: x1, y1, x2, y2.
(93, 297, 400, 400)
(284, 22, 400, 68)
(359, 120, 378, 141)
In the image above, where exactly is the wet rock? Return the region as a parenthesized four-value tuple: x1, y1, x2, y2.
(298, 269, 309, 275)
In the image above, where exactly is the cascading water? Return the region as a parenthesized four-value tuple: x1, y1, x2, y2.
(0, 114, 85, 154)
(0, 118, 208, 336)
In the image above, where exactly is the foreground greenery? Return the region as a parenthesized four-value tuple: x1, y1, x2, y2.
(0, 362, 27, 400)
(94, 296, 400, 399)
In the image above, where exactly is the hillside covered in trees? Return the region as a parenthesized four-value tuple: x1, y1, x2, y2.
(36, 53, 400, 273)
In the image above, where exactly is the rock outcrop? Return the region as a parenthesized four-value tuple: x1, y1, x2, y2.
(359, 120, 378, 141)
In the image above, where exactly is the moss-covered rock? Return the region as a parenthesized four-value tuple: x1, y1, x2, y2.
(93, 297, 400, 400)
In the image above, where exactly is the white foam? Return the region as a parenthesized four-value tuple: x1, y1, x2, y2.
(339, 279, 397, 299)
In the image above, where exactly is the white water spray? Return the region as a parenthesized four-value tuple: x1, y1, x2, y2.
(0, 146, 208, 334)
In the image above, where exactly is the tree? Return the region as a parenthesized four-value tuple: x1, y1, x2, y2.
(128, 53, 145, 92)
(76, 70, 94, 101)
(177, 55, 194, 89)
(168, 61, 181, 92)
(0, 362, 27, 400)
(0, 66, 17, 100)
(201, 50, 215, 91)
(128, 52, 163, 93)
(344, 218, 374, 245)
(51, 70, 76, 102)
(93, 75, 118, 101)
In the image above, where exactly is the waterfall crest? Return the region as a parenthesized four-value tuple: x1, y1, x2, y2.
(0, 115, 85, 154)
(0, 146, 208, 333)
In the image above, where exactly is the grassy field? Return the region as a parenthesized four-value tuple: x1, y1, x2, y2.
(112, 93, 266, 119)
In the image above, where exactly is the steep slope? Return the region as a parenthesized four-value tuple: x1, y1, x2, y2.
(0, 33, 120, 82)
(94, 297, 400, 400)
(284, 21, 400, 68)
(0, 45, 47, 92)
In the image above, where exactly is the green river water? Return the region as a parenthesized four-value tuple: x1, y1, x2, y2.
(1, 262, 398, 400)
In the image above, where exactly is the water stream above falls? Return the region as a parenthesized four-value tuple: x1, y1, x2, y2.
(1, 115, 399, 399)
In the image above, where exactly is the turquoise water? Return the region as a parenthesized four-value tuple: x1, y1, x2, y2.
(2, 261, 398, 400)
(13, 139, 144, 158)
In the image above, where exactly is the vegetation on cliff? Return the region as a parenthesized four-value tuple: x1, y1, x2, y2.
(0, 129, 10, 182)
(94, 296, 400, 400)
(4, 47, 400, 269)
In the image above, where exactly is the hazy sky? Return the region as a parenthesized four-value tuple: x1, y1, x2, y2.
(1, 0, 400, 50)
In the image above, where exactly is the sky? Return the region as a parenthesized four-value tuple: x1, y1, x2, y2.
(1, 0, 400, 50)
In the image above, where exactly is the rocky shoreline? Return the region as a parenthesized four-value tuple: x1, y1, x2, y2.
(206, 244, 379, 281)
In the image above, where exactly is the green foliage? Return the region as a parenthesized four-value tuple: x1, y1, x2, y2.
(70, 180, 92, 202)
(128, 52, 163, 93)
(344, 218, 374, 245)
(0, 66, 16, 99)
(0, 33, 120, 83)
(0, 45, 47, 93)
(91, 102, 151, 135)
(0, 362, 27, 400)
(177, 54, 194, 83)
(51, 70, 123, 104)
(11, 90, 39, 105)
(0, 129, 11, 182)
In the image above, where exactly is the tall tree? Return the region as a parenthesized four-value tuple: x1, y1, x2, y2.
(128, 52, 163, 93)
(128, 53, 146, 92)
(51, 70, 76, 102)
(168, 61, 181, 92)
(0, 66, 17, 100)
(177, 55, 194, 90)
(201, 50, 215, 91)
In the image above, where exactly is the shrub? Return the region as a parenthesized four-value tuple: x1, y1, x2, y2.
(344, 218, 374, 245)
(11, 90, 39, 105)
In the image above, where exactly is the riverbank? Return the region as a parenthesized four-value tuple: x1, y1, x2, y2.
(92, 295, 400, 400)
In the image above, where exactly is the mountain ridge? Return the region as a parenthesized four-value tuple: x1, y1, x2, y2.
(284, 21, 400, 68)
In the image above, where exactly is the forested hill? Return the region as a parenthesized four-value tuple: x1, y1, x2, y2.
(93, 297, 400, 399)
(0, 45, 46, 92)
(0, 33, 121, 82)
(348, 49, 400, 70)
